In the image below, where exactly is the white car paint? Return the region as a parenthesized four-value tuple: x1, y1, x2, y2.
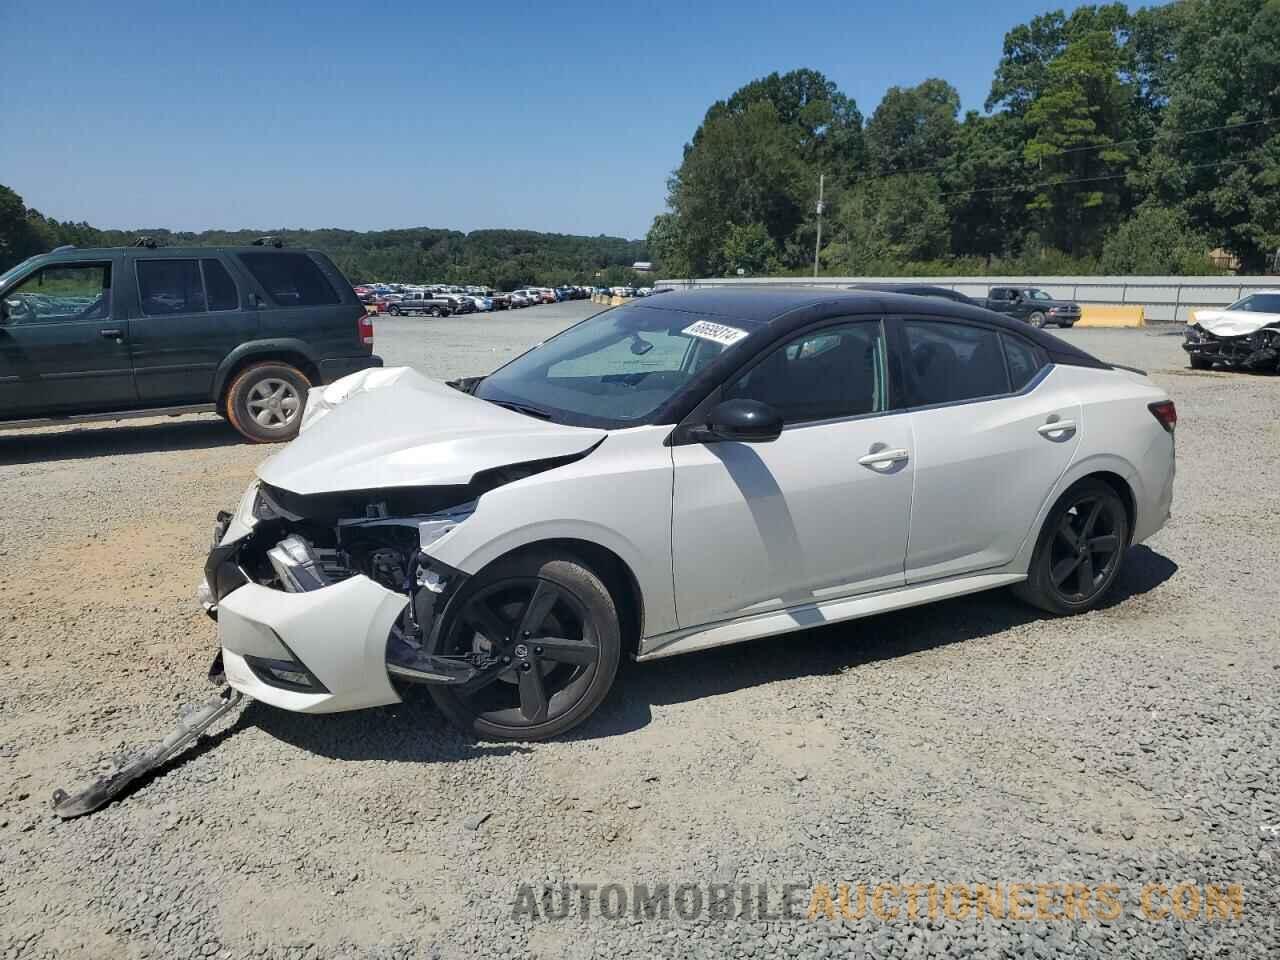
(257, 368, 605, 495)
(212, 337, 1174, 715)
(1192, 290, 1280, 336)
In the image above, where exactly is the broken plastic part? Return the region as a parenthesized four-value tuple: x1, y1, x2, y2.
(51, 687, 245, 819)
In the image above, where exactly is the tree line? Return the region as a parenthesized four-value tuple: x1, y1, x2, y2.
(0, 185, 650, 289)
(647, 0, 1280, 278)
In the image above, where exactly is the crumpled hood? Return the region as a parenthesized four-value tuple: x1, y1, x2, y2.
(1193, 309, 1280, 337)
(257, 367, 606, 495)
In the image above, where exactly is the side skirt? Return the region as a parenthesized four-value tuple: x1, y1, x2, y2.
(636, 572, 1026, 661)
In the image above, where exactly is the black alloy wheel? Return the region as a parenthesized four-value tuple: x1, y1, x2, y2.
(1015, 478, 1130, 615)
(426, 553, 620, 740)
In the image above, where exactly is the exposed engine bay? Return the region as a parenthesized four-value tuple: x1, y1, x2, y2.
(1183, 323, 1280, 371)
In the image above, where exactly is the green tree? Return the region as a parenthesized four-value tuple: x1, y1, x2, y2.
(864, 79, 961, 176)
(826, 175, 949, 272)
(720, 222, 775, 276)
(1099, 205, 1216, 274)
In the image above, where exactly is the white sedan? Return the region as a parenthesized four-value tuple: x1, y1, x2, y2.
(203, 289, 1175, 740)
(1183, 289, 1280, 371)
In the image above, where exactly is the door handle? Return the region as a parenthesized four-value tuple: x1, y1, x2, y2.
(858, 448, 910, 468)
(1037, 419, 1076, 438)
(99, 328, 125, 341)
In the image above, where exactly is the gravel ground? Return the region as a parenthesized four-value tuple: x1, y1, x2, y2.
(1, 305, 1277, 959)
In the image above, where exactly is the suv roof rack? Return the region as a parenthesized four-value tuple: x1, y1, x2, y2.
(252, 236, 284, 248)
(133, 237, 159, 249)
(50, 244, 76, 253)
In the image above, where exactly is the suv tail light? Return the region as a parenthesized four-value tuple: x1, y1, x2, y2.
(358, 312, 375, 347)
(1148, 400, 1177, 433)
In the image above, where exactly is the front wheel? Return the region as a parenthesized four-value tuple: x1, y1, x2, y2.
(428, 306, 442, 318)
(1014, 478, 1130, 615)
(389, 306, 402, 316)
(1028, 311, 1046, 328)
(223, 362, 310, 443)
(426, 551, 621, 741)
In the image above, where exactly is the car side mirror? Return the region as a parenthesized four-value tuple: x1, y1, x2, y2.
(704, 399, 783, 443)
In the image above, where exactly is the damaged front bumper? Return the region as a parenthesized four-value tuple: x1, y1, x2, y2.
(1183, 326, 1280, 370)
(200, 485, 490, 714)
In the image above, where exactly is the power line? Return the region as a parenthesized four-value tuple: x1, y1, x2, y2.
(849, 115, 1277, 186)
(935, 156, 1255, 200)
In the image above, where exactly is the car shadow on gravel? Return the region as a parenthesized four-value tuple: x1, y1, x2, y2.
(248, 693, 534, 763)
(0, 417, 244, 465)
(579, 544, 1178, 739)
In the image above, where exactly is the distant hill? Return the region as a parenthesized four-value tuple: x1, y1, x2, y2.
(0, 185, 650, 288)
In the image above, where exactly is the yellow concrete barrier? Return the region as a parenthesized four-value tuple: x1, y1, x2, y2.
(610, 295, 627, 306)
(1077, 304, 1145, 328)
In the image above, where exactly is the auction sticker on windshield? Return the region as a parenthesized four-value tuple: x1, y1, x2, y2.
(682, 320, 749, 347)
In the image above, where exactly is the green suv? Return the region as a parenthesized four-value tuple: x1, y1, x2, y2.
(0, 243, 381, 442)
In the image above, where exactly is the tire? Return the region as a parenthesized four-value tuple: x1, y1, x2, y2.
(426, 551, 621, 741)
(1188, 354, 1213, 370)
(389, 306, 402, 316)
(223, 362, 310, 444)
(428, 306, 442, 318)
(1013, 478, 1130, 615)
(1028, 311, 1047, 328)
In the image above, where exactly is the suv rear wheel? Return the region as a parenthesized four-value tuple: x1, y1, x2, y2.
(224, 362, 310, 443)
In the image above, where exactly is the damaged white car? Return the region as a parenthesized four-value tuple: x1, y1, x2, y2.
(201, 289, 1176, 741)
(1183, 290, 1280, 371)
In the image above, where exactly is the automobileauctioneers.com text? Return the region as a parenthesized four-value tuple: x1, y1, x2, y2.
(511, 881, 1245, 923)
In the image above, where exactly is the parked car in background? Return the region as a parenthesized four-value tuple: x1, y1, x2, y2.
(1183, 290, 1280, 371)
(0, 243, 381, 442)
(979, 287, 1080, 328)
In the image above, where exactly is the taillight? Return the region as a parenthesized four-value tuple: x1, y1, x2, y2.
(358, 313, 375, 346)
(1148, 400, 1176, 433)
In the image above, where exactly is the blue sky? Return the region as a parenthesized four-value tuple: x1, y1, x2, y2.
(2, 0, 1113, 240)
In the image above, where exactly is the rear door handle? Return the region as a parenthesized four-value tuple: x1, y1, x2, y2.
(99, 328, 124, 341)
(1037, 419, 1076, 438)
(858, 448, 910, 468)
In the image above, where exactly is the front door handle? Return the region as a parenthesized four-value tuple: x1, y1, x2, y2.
(1037, 419, 1076, 439)
(858, 448, 910, 468)
(99, 328, 125, 342)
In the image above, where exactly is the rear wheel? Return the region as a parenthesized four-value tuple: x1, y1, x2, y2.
(1014, 478, 1129, 615)
(389, 306, 402, 316)
(428, 306, 442, 318)
(426, 552, 621, 741)
(224, 362, 309, 443)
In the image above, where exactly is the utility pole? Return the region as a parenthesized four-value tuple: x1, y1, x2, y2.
(813, 173, 825, 278)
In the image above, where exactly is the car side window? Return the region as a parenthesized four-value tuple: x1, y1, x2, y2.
(724, 320, 888, 424)
(1002, 334, 1048, 391)
(137, 260, 206, 315)
(201, 258, 239, 311)
(903, 320, 1010, 406)
(3, 263, 111, 324)
(237, 252, 340, 306)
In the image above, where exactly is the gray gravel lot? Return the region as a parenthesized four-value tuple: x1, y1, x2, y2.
(1, 304, 1277, 959)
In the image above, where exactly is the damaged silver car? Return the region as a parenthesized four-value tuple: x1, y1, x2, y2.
(1183, 291, 1280, 371)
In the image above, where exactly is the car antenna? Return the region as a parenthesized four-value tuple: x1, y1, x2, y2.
(252, 236, 284, 248)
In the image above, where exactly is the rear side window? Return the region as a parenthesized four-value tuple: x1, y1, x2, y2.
(137, 260, 206, 315)
(904, 320, 1010, 405)
(201, 258, 239, 311)
(1002, 334, 1048, 391)
(238, 252, 339, 306)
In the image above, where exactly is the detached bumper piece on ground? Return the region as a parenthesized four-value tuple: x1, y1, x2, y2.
(51, 688, 245, 818)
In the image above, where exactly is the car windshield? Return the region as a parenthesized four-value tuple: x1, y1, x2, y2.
(1226, 293, 1280, 313)
(475, 304, 759, 427)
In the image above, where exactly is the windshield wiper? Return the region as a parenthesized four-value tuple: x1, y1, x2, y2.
(487, 399, 555, 421)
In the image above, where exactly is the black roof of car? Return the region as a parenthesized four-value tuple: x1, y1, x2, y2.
(626, 286, 1108, 369)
